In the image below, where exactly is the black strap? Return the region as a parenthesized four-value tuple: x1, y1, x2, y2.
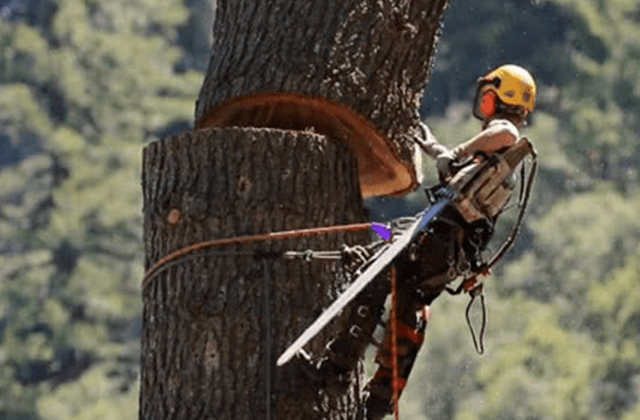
(465, 287, 486, 355)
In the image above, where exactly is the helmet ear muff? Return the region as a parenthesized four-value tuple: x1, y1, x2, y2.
(473, 78, 501, 120)
(478, 90, 497, 118)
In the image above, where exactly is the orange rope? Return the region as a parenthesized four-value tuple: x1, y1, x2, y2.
(142, 222, 371, 289)
(390, 265, 400, 420)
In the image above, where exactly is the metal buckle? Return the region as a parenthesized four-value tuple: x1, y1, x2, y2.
(349, 325, 363, 338)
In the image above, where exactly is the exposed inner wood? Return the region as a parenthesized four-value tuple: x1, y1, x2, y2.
(196, 92, 418, 197)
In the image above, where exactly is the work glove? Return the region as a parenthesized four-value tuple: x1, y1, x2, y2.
(436, 150, 457, 182)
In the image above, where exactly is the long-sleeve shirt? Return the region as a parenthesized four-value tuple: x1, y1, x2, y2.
(451, 118, 519, 159)
(414, 119, 519, 161)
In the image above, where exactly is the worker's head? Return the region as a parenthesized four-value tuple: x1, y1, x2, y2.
(473, 64, 536, 127)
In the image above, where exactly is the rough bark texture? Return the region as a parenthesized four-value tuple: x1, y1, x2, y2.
(195, 0, 449, 197)
(140, 127, 369, 419)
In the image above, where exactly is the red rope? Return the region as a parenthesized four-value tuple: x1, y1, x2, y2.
(390, 265, 400, 420)
(142, 222, 371, 289)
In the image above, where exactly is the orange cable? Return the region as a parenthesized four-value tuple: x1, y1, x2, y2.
(142, 222, 371, 289)
(390, 265, 400, 420)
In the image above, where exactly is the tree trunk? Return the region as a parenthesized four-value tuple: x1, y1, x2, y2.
(196, 0, 449, 197)
(140, 128, 368, 419)
(140, 1, 448, 418)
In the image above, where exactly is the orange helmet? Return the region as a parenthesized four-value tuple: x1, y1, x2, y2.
(473, 64, 536, 120)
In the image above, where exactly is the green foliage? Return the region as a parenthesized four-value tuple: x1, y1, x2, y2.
(468, 299, 597, 420)
(0, 0, 204, 418)
(497, 185, 640, 302)
(542, 0, 640, 183)
(0, 83, 51, 140)
(583, 246, 640, 418)
(36, 367, 140, 420)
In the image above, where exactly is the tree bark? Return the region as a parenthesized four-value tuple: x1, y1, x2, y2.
(196, 0, 449, 197)
(140, 128, 368, 419)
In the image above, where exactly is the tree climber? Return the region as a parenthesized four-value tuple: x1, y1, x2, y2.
(291, 64, 537, 420)
(360, 64, 537, 419)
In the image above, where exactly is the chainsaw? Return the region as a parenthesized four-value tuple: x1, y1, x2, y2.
(278, 137, 537, 366)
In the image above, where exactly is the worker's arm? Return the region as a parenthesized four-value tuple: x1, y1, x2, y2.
(451, 119, 519, 159)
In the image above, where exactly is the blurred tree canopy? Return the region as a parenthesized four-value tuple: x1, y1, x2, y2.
(0, 0, 209, 418)
(406, 1, 640, 419)
(1, 0, 639, 419)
